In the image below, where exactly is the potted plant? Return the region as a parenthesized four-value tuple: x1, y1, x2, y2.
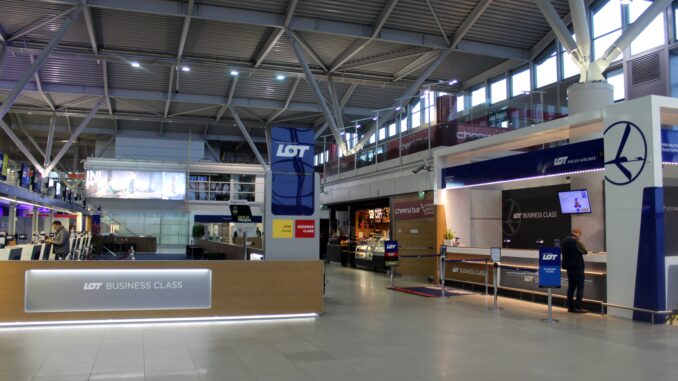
(192, 224, 206, 243)
(443, 229, 455, 247)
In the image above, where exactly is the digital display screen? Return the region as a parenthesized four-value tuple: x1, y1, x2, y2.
(33, 171, 43, 193)
(558, 189, 591, 214)
(55, 182, 62, 198)
(86, 169, 186, 200)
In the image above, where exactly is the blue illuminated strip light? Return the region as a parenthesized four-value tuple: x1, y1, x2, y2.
(442, 139, 605, 189)
(445, 168, 605, 189)
(0, 313, 319, 329)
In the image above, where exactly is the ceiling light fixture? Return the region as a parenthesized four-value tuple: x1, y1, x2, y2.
(449, 79, 459, 85)
(230, 70, 239, 76)
(276, 74, 285, 80)
(130, 62, 141, 68)
(181, 66, 190, 72)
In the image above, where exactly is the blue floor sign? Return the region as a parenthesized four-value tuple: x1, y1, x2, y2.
(538, 247, 562, 288)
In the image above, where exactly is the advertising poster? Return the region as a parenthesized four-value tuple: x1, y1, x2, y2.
(538, 247, 562, 288)
(86, 170, 186, 200)
(270, 127, 314, 215)
(665, 187, 678, 257)
(0, 153, 8, 181)
(272, 219, 293, 239)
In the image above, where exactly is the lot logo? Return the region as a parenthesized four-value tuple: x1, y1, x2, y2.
(502, 199, 522, 236)
(83, 282, 103, 290)
(276, 144, 310, 158)
(604, 121, 647, 186)
(554, 156, 568, 166)
(541, 254, 559, 261)
(386, 243, 397, 250)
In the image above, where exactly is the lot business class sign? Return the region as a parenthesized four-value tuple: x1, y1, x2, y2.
(25, 269, 212, 312)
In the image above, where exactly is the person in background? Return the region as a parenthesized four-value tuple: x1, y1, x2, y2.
(560, 228, 589, 313)
(46, 221, 70, 260)
(6, 237, 17, 247)
(256, 227, 262, 238)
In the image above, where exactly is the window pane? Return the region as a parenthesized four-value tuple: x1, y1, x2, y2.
(593, 30, 621, 60)
(389, 123, 396, 137)
(490, 78, 507, 104)
(369, 134, 376, 144)
(562, 52, 579, 79)
(457, 95, 464, 112)
(536, 54, 557, 88)
(400, 117, 407, 132)
(629, 1, 665, 55)
(511, 69, 531, 97)
(593, 0, 622, 38)
(412, 111, 421, 128)
(607, 71, 625, 101)
(471, 87, 486, 106)
(379, 127, 386, 140)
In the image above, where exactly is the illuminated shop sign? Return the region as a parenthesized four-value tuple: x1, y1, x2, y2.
(25, 269, 211, 312)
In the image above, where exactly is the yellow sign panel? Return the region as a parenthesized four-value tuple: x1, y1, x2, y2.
(272, 219, 294, 239)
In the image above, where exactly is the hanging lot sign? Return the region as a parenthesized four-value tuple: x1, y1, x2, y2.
(538, 248, 562, 289)
(271, 127, 315, 216)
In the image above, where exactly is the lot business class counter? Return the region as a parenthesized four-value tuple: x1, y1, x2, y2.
(0, 254, 324, 324)
(444, 247, 607, 303)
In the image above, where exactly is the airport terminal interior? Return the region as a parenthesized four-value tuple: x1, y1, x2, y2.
(1, 0, 678, 380)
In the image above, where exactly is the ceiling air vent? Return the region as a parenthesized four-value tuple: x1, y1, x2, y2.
(630, 51, 661, 86)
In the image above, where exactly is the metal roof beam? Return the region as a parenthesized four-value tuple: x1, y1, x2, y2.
(164, 0, 194, 118)
(341, 48, 425, 70)
(41, 0, 528, 61)
(450, 0, 493, 48)
(12, 113, 46, 161)
(45, 113, 56, 167)
(329, 0, 399, 72)
(81, 0, 98, 53)
(313, 83, 357, 139)
(102, 59, 113, 115)
(393, 50, 438, 81)
(534, 0, 581, 64)
(28, 54, 56, 111)
(215, 75, 238, 122)
(424, 0, 449, 47)
(7, 7, 77, 42)
(253, 0, 297, 67)
(230, 108, 267, 169)
(0, 5, 83, 122)
(0, 80, 376, 116)
(45, 97, 105, 173)
(287, 28, 348, 155)
(267, 75, 301, 123)
(0, 116, 45, 173)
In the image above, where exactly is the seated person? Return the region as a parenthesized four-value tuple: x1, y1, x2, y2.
(6, 237, 17, 247)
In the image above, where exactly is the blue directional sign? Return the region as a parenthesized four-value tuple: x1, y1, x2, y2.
(538, 247, 562, 288)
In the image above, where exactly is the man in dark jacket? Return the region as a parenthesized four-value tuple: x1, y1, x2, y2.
(46, 221, 70, 260)
(560, 228, 589, 313)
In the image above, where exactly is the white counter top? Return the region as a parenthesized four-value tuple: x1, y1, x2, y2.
(446, 246, 607, 263)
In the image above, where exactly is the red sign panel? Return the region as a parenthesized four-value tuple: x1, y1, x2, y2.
(295, 220, 315, 238)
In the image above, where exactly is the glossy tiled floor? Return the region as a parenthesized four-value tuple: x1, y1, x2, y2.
(1, 263, 676, 381)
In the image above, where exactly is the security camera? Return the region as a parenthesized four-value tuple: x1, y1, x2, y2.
(412, 162, 432, 174)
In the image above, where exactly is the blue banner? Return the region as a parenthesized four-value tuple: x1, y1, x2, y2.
(538, 247, 562, 288)
(194, 215, 263, 223)
(271, 127, 315, 216)
(662, 129, 678, 163)
(442, 139, 604, 188)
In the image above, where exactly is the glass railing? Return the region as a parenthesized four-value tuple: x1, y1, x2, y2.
(318, 99, 568, 180)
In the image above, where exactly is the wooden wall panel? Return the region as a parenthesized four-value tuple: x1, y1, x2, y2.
(0, 260, 324, 323)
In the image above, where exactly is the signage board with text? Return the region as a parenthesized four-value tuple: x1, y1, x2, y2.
(538, 247, 562, 288)
(384, 240, 399, 266)
(295, 220, 315, 238)
(25, 269, 212, 312)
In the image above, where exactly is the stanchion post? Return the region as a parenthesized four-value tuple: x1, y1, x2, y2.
(541, 288, 559, 324)
(440, 245, 447, 296)
(488, 262, 503, 310)
(485, 259, 489, 296)
(390, 266, 395, 288)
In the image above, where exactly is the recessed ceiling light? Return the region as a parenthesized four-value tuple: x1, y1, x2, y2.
(276, 74, 285, 80)
(395, 106, 401, 111)
(131, 62, 141, 68)
(449, 79, 459, 85)
(230, 70, 239, 76)
(181, 66, 190, 72)
(372, 117, 378, 121)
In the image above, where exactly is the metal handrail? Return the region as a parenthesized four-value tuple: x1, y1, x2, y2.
(600, 303, 677, 324)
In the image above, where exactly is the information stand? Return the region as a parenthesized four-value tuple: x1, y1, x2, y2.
(539, 247, 562, 323)
(488, 247, 502, 310)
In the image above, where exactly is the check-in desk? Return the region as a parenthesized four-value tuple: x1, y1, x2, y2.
(444, 247, 607, 304)
(0, 259, 324, 324)
(0, 244, 53, 261)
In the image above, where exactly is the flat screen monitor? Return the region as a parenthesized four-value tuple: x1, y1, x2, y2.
(31, 245, 42, 260)
(558, 189, 592, 214)
(18, 234, 27, 240)
(19, 164, 31, 189)
(32, 171, 43, 193)
(9, 248, 22, 260)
